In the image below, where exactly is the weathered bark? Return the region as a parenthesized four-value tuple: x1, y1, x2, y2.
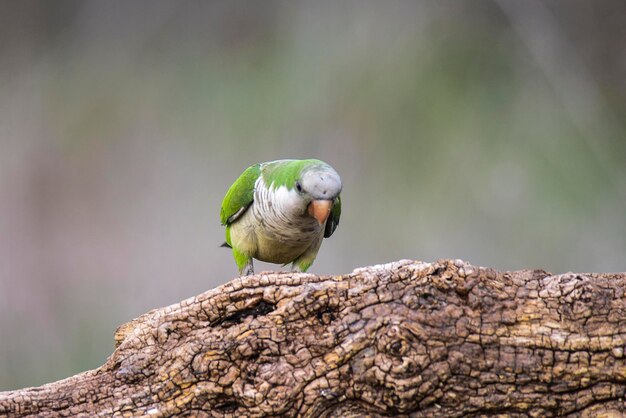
(2, 259, 626, 417)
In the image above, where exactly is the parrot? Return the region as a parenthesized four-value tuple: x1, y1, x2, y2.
(220, 159, 342, 275)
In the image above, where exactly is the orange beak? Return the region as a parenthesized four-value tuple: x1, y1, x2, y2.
(308, 200, 333, 225)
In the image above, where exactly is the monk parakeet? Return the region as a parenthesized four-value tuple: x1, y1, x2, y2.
(220, 159, 342, 275)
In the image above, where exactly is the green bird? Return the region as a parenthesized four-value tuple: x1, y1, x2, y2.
(220, 159, 342, 275)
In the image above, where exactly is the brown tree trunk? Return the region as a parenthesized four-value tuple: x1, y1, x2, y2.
(1, 259, 626, 417)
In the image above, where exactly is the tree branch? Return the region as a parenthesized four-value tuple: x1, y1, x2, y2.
(2, 259, 626, 417)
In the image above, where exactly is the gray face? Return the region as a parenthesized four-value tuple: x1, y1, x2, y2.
(300, 164, 342, 201)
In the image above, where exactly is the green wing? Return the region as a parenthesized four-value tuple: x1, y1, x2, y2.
(324, 195, 341, 238)
(220, 164, 261, 227)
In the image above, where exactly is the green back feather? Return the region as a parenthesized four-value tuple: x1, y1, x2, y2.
(220, 163, 261, 226)
(261, 159, 325, 190)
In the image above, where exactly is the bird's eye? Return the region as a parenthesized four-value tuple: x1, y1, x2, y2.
(296, 182, 303, 192)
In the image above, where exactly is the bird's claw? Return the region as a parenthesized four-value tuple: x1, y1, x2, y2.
(241, 262, 254, 276)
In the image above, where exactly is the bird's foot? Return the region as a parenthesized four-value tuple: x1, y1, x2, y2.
(241, 261, 254, 276)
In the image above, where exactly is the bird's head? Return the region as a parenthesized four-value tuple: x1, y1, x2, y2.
(296, 162, 342, 225)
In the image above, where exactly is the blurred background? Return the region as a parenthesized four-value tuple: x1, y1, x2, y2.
(1, 0, 625, 390)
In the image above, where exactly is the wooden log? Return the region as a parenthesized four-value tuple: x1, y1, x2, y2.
(2, 259, 626, 417)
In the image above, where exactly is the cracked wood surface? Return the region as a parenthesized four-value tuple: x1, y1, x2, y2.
(2, 259, 626, 417)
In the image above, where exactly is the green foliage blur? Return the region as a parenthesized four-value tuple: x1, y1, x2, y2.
(1, 0, 625, 390)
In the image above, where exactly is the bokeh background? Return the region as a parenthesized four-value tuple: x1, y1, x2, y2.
(1, 0, 625, 390)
